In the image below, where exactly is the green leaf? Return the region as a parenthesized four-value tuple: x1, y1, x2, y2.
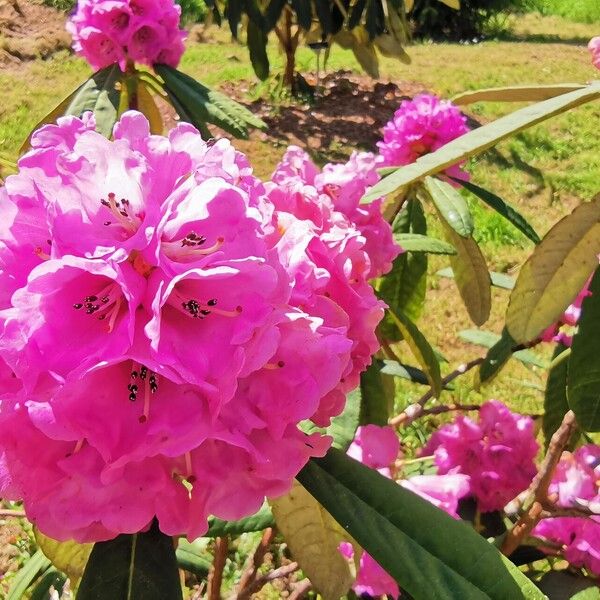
(506, 197, 600, 343)
(544, 343, 571, 448)
(363, 82, 600, 204)
(358, 359, 393, 426)
(297, 449, 547, 600)
(478, 327, 515, 385)
(66, 65, 122, 138)
(423, 177, 473, 237)
(459, 329, 548, 368)
(436, 267, 515, 290)
(380, 359, 431, 386)
(205, 503, 275, 537)
(77, 520, 182, 600)
(264, 0, 287, 30)
(453, 178, 541, 245)
(328, 386, 362, 450)
(348, 0, 367, 28)
(387, 309, 442, 397)
(567, 266, 600, 431)
(536, 570, 600, 600)
(314, 0, 334, 34)
(29, 568, 66, 600)
(7, 550, 51, 600)
(34, 529, 92, 583)
(246, 18, 270, 80)
(394, 233, 456, 254)
(452, 84, 587, 106)
(291, 0, 312, 28)
(155, 64, 266, 138)
(430, 191, 491, 326)
(176, 540, 211, 577)
(227, 0, 244, 36)
(379, 197, 428, 339)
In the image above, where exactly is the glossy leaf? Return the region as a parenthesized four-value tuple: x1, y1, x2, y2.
(29, 568, 66, 600)
(264, 0, 287, 30)
(7, 550, 51, 600)
(459, 329, 548, 368)
(506, 197, 600, 343)
(394, 233, 456, 254)
(77, 521, 182, 600)
(291, 0, 312, 28)
(34, 529, 92, 583)
(478, 327, 515, 385)
(452, 84, 586, 105)
(348, 0, 367, 28)
(387, 309, 442, 397)
(156, 64, 266, 138)
(453, 178, 540, 244)
(247, 18, 270, 80)
(381, 359, 432, 386)
(358, 359, 393, 426)
(137, 80, 164, 134)
(297, 449, 546, 600)
(205, 503, 275, 537)
(362, 82, 600, 204)
(329, 386, 362, 450)
(227, 0, 243, 36)
(568, 266, 600, 431)
(424, 176, 473, 237)
(270, 480, 355, 600)
(544, 343, 571, 448)
(379, 197, 428, 338)
(176, 540, 211, 577)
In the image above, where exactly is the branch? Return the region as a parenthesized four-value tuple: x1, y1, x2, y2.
(234, 562, 299, 600)
(288, 578, 312, 600)
(0, 509, 25, 518)
(501, 410, 577, 556)
(235, 527, 276, 594)
(208, 536, 229, 600)
(390, 358, 484, 427)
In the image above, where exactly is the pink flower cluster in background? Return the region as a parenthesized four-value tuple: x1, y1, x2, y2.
(0, 111, 396, 542)
(589, 37, 600, 70)
(534, 445, 600, 576)
(67, 0, 187, 71)
(540, 283, 592, 346)
(423, 400, 538, 512)
(341, 425, 469, 598)
(377, 94, 470, 181)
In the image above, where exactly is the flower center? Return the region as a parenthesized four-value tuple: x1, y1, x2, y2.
(161, 232, 224, 263)
(101, 193, 141, 233)
(167, 288, 242, 320)
(127, 363, 158, 423)
(72, 282, 123, 333)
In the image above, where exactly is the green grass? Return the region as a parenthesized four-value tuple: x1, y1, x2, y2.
(521, 0, 600, 23)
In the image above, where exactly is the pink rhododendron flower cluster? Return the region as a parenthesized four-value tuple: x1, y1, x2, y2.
(67, 0, 186, 71)
(589, 37, 600, 70)
(377, 94, 470, 181)
(422, 400, 538, 512)
(0, 111, 393, 542)
(534, 445, 600, 575)
(540, 282, 592, 346)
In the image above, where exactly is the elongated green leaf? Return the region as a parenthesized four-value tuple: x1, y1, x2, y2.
(536, 571, 600, 600)
(424, 177, 473, 237)
(568, 266, 600, 431)
(329, 387, 362, 450)
(387, 309, 442, 397)
(291, 0, 312, 28)
(205, 503, 274, 537)
(452, 84, 586, 105)
(459, 329, 548, 368)
(394, 233, 456, 254)
(271, 480, 355, 600)
(478, 327, 515, 385)
(506, 197, 600, 343)
(7, 550, 51, 600)
(453, 178, 541, 244)
(436, 267, 515, 290)
(297, 449, 546, 600)
(362, 82, 600, 203)
(379, 197, 428, 339)
(265, 0, 287, 30)
(348, 0, 367, 27)
(66, 65, 122, 138)
(176, 541, 211, 577)
(381, 359, 430, 386)
(227, 0, 243, 36)
(358, 359, 393, 426)
(29, 568, 66, 600)
(34, 529, 92, 582)
(248, 18, 270, 80)
(434, 203, 491, 326)
(156, 65, 266, 138)
(77, 521, 182, 600)
(544, 343, 571, 447)
(315, 0, 334, 34)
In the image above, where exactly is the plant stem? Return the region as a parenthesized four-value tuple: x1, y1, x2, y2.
(208, 536, 228, 600)
(235, 527, 276, 595)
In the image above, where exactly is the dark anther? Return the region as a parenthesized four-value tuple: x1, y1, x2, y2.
(101, 296, 109, 303)
(207, 298, 217, 306)
(84, 295, 98, 302)
(73, 303, 83, 309)
(104, 221, 112, 226)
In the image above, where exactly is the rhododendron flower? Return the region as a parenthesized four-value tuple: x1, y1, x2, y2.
(533, 445, 600, 575)
(378, 94, 470, 181)
(540, 282, 592, 346)
(347, 424, 400, 477)
(401, 474, 470, 519)
(589, 37, 600, 70)
(67, 0, 187, 71)
(422, 400, 538, 512)
(0, 111, 385, 542)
